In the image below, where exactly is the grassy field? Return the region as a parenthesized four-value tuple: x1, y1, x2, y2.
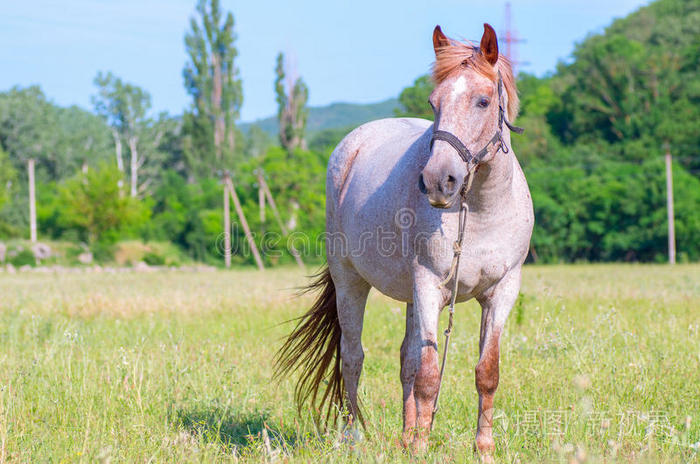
(0, 265, 698, 463)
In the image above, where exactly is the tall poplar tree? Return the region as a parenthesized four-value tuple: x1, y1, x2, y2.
(183, 0, 242, 176)
(274, 52, 309, 152)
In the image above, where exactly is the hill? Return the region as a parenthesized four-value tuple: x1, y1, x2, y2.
(240, 98, 399, 136)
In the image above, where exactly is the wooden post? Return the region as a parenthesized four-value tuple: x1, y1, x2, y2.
(665, 143, 676, 265)
(28, 158, 37, 243)
(223, 179, 231, 268)
(224, 175, 264, 271)
(258, 174, 305, 269)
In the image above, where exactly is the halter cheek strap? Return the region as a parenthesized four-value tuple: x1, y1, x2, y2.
(429, 71, 524, 167)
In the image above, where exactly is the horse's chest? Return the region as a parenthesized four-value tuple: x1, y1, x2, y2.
(449, 221, 523, 298)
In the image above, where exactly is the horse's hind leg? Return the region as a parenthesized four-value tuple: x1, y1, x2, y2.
(332, 265, 371, 430)
(400, 272, 442, 451)
(473, 269, 521, 458)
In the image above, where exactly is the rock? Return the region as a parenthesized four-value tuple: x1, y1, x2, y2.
(78, 251, 93, 264)
(6, 263, 16, 274)
(32, 243, 52, 260)
(134, 261, 152, 272)
(19, 265, 32, 273)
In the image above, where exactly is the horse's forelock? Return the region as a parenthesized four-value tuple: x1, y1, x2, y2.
(432, 39, 520, 121)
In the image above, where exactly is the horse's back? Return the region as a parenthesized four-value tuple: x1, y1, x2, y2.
(326, 118, 431, 210)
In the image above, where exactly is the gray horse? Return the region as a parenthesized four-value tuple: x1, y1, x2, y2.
(276, 23, 533, 458)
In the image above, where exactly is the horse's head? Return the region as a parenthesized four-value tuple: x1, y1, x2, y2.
(419, 23, 519, 209)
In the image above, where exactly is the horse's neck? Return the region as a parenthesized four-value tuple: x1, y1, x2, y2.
(467, 135, 516, 213)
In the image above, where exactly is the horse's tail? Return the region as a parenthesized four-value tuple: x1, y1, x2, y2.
(273, 265, 347, 427)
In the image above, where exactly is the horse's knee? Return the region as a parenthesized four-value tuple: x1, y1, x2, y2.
(475, 354, 499, 396)
(414, 346, 439, 401)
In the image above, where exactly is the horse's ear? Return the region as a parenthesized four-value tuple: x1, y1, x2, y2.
(433, 25, 450, 55)
(480, 23, 499, 66)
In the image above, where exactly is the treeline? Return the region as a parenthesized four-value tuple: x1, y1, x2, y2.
(1, 0, 699, 265)
(0, 0, 331, 266)
(397, 0, 700, 262)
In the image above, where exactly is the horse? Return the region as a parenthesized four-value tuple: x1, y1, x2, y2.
(275, 23, 533, 458)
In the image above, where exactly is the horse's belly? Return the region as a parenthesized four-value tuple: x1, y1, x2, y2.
(344, 229, 415, 302)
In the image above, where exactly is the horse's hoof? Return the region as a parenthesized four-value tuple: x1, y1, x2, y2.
(475, 434, 495, 462)
(400, 432, 412, 450)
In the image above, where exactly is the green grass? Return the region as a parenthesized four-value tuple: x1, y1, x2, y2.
(0, 265, 698, 462)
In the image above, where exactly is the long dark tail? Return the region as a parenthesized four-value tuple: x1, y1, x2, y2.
(273, 266, 348, 427)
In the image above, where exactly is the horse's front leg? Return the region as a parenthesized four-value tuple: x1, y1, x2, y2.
(400, 271, 442, 452)
(473, 269, 521, 458)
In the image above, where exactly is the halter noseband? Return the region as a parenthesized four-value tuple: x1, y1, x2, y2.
(429, 71, 524, 167)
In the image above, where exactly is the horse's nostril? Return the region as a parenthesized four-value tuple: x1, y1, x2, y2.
(446, 175, 456, 186)
(418, 174, 427, 194)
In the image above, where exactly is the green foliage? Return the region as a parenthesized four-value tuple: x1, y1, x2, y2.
(395, 75, 434, 120)
(9, 248, 35, 267)
(308, 126, 354, 155)
(528, 157, 700, 262)
(513, 0, 700, 262)
(0, 144, 15, 210)
(145, 170, 223, 263)
(255, 146, 326, 238)
(0, 86, 55, 167)
(549, 0, 700, 171)
(57, 164, 149, 245)
(93, 71, 151, 140)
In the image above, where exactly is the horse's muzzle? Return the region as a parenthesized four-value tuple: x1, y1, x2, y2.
(419, 173, 458, 209)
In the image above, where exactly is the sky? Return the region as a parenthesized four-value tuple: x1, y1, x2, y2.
(0, 0, 652, 122)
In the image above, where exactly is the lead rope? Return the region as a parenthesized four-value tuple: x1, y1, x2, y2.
(431, 165, 477, 428)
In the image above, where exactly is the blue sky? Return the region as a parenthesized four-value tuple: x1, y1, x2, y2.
(0, 0, 651, 122)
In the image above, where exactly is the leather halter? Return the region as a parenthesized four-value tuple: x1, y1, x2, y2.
(429, 71, 524, 168)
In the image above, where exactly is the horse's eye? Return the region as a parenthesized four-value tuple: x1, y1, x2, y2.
(477, 97, 490, 108)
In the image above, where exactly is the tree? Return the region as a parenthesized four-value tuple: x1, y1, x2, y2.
(275, 52, 309, 152)
(395, 75, 434, 120)
(92, 72, 160, 197)
(58, 164, 148, 245)
(0, 86, 55, 242)
(183, 0, 242, 175)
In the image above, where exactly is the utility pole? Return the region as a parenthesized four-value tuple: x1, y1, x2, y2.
(223, 178, 231, 268)
(28, 158, 37, 243)
(664, 143, 676, 264)
(501, 2, 528, 75)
